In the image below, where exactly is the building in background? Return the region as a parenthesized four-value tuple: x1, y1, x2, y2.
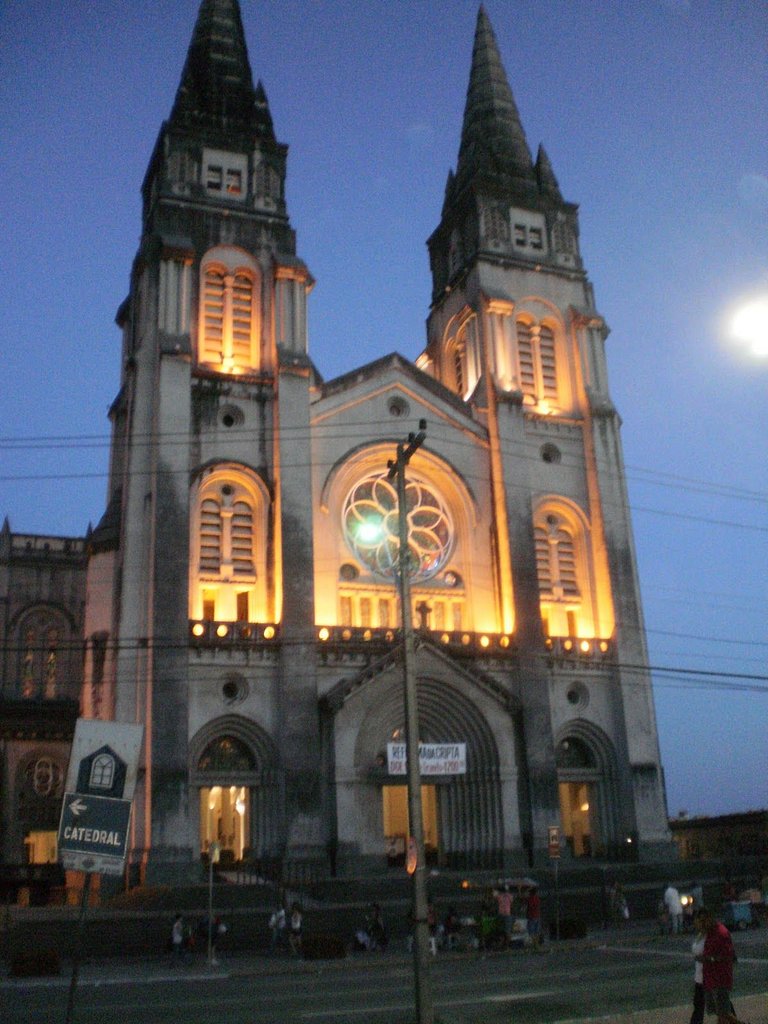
(0, 520, 84, 887)
(670, 811, 768, 861)
(4, 0, 673, 884)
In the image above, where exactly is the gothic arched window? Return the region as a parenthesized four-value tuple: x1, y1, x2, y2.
(16, 609, 68, 699)
(515, 318, 559, 408)
(191, 468, 268, 624)
(198, 249, 260, 373)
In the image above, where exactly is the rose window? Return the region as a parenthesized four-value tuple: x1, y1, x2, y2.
(342, 472, 453, 580)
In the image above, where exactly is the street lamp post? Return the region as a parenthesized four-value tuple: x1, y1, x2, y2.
(388, 420, 434, 1024)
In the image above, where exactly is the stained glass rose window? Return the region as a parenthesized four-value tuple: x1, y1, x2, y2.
(342, 472, 453, 580)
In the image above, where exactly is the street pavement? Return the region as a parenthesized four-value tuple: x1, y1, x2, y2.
(2, 921, 765, 1024)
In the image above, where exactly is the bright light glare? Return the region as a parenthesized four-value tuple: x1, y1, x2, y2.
(730, 297, 768, 358)
(356, 518, 383, 543)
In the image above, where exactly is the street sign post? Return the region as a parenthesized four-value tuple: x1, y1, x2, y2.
(58, 792, 132, 876)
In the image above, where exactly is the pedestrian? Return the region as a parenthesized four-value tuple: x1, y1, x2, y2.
(443, 906, 461, 949)
(664, 882, 683, 935)
(696, 907, 740, 1024)
(171, 913, 185, 963)
(368, 902, 388, 951)
(526, 885, 543, 949)
(495, 885, 513, 948)
(268, 903, 287, 954)
(288, 901, 303, 957)
(610, 882, 629, 926)
(689, 912, 706, 1024)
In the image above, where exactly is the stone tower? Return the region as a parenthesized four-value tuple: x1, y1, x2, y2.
(87, 0, 320, 882)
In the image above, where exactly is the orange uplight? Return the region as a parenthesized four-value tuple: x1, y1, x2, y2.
(318, 627, 330, 641)
(563, 639, 573, 651)
(192, 622, 205, 637)
(461, 633, 471, 645)
(580, 640, 591, 653)
(499, 635, 510, 648)
(479, 635, 490, 648)
(263, 625, 275, 640)
(216, 624, 229, 638)
(440, 633, 450, 644)
(599, 640, 609, 653)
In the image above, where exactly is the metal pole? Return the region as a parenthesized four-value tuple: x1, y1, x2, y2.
(389, 425, 433, 1024)
(64, 871, 92, 1024)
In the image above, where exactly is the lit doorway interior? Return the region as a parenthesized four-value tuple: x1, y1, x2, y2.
(382, 784, 439, 864)
(24, 831, 58, 864)
(558, 780, 599, 857)
(200, 785, 249, 862)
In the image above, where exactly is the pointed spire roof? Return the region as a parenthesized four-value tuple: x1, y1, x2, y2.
(454, 6, 536, 200)
(169, 0, 275, 138)
(535, 144, 563, 202)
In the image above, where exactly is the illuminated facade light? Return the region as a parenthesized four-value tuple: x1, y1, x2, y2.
(440, 633, 450, 644)
(341, 628, 352, 641)
(318, 627, 330, 642)
(580, 640, 591, 653)
(599, 640, 609, 653)
(499, 635, 510, 648)
(192, 622, 205, 637)
(479, 635, 490, 648)
(263, 625, 275, 640)
(563, 639, 573, 651)
(363, 629, 372, 641)
(216, 623, 229, 638)
(461, 633, 471, 645)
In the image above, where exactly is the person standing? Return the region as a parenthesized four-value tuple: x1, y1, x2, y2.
(289, 901, 303, 957)
(689, 913, 706, 1024)
(696, 907, 739, 1024)
(171, 913, 185, 964)
(269, 903, 287, 954)
(664, 883, 683, 935)
(526, 885, 542, 949)
(495, 885, 513, 948)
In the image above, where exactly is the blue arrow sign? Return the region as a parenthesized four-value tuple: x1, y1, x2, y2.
(58, 792, 132, 875)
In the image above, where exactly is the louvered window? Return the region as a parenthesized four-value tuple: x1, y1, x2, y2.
(202, 269, 225, 362)
(517, 321, 536, 395)
(231, 273, 253, 364)
(539, 326, 558, 399)
(231, 500, 254, 574)
(199, 263, 256, 371)
(516, 319, 558, 405)
(535, 526, 553, 595)
(200, 498, 222, 571)
(453, 341, 466, 395)
(536, 516, 581, 600)
(556, 530, 580, 597)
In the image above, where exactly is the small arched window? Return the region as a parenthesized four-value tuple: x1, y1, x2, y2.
(535, 514, 580, 600)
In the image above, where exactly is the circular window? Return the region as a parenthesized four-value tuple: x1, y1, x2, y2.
(566, 682, 589, 710)
(339, 563, 359, 582)
(541, 443, 561, 464)
(342, 471, 454, 581)
(221, 675, 249, 706)
(387, 397, 410, 418)
(219, 405, 244, 429)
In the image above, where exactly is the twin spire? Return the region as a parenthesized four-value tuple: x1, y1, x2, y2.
(169, 1, 561, 204)
(170, 0, 274, 139)
(451, 6, 563, 208)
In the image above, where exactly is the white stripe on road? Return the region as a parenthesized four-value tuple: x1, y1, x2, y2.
(299, 990, 557, 1019)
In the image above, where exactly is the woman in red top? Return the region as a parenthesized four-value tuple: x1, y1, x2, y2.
(696, 908, 738, 1024)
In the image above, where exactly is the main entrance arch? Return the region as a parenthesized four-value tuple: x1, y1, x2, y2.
(190, 715, 280, 864)
(328, 654, 518, 873)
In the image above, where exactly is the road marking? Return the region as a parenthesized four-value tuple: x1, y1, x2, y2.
(599, 945, 768, 964)
(299, 990, 557, 1018)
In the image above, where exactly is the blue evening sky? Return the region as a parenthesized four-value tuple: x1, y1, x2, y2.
(0, 1, 765, 819)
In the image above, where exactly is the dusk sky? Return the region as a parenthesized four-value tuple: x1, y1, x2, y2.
(1, 1, 766, 820)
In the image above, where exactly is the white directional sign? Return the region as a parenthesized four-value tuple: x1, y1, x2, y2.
(64, 719, 144, 800)
(58, 792, 133, 876)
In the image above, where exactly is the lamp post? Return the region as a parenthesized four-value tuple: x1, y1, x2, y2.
(388, 420, 433, 1024)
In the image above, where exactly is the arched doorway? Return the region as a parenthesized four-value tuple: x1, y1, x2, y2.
(556, 724, 619, 859)
(352, 676, 506, 870)
(190, 716, 280, 867)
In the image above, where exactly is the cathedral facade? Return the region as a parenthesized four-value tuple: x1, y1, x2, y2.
(72, 0, 673, 883)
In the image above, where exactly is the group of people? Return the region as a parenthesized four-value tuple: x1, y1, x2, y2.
(689, 906, 744, 1024)
(661, 880, 704, 934)
(268, 899, 304, 956)
(170, 912, 227, 964)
